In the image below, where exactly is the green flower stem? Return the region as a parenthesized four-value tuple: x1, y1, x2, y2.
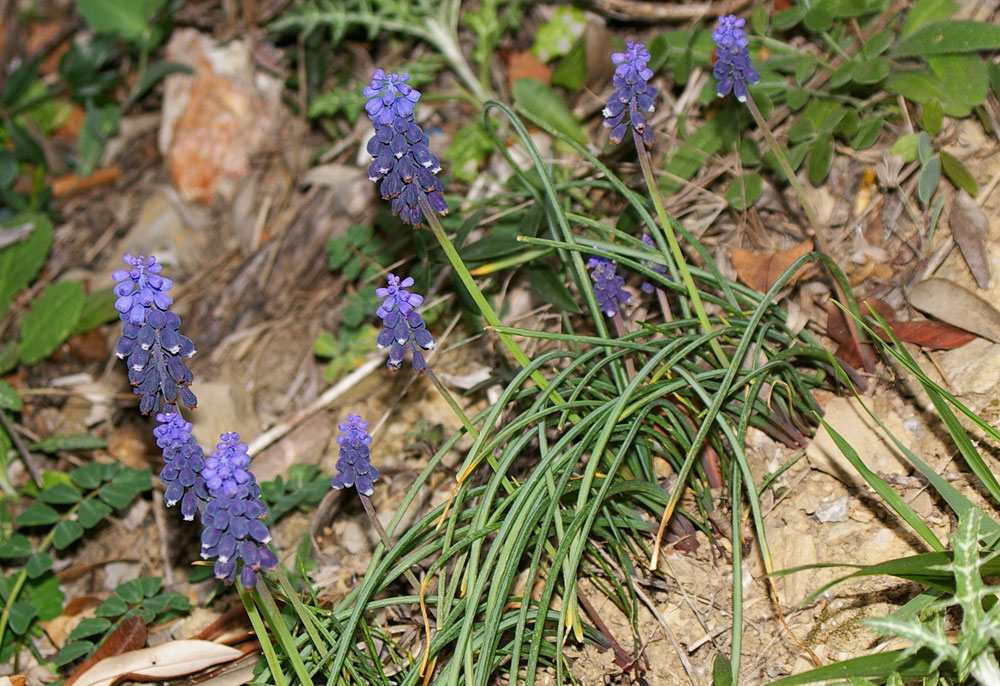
(236, 580, 288, 686)
(359, 492, 422, 591)
(273, 565, 328, 654)
(251, 576, 315, 686)
(419, 196, 565, 407)
(632, 129, 728, 367)
(744, 93, 871, 373)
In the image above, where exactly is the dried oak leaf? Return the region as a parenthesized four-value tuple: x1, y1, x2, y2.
(729, 239, 814, 294)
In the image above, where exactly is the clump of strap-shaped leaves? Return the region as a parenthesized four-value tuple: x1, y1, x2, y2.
(301, 102, 853, 684)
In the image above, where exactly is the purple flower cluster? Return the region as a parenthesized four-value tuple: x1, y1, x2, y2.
(712, 15, 760, 102)
(154, 411, 208, 521)
(640, 234, 668, 293)
(364, 69, 447, 226)
(113, 254, 196, 414)
(375, 273, 435, 372)
(602, 41, 658, 147)
(590, 257, 631, 317)
(199, 433, 277, 587)
(330, 414, 379, 497)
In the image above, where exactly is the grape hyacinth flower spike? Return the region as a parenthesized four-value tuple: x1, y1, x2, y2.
(363, 69, 448, 226)
(375, 273, 435, 371)
(112, 253, 197, 413)
(640, 234, 669, 293)
(712, 14, 760, 102)
(199, 433, 278, 586)
(154, 411, 208, 521)
(330, 414, 379, 497)
(602, 40, 658, 146)
(590, 257, 631, 317)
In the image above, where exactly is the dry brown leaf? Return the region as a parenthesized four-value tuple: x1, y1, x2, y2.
(40, 595, 102, 648)
(729, 240, 814, 294)
(0, 676, 28, 686)
(64, 616, 147, 686)
(506, 51, 551, 88)
(909, 278, 1000, 342)
(949, 191, 991, 290)
(51, 168, 123, 197)
(71, 640, 242, 686)
(885, 320, 976, 349)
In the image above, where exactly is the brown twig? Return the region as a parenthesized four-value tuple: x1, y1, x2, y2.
(0, 410, 41, 488)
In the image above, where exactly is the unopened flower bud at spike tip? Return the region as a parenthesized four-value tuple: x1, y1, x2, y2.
(712, 14, 760, 103)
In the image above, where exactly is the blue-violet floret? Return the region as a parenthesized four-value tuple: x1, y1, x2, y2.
(113, 253, 197, 414)
(202, 433, 252, 497)
(375, 273, 435, 372)
(364, 69, 447, 226)
(154, 410, 208, 521)
(330, 414, 379, 497)
(712, 14, 760, 102)
(602, 41, 658, 147)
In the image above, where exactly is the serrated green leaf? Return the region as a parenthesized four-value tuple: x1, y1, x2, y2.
(892, 20, 1000, 58)
(77, 497, 112, 528)
(921, 100, 943, 136)
(26, 551, 53, 578)
(0, 214, 52, 319)
(15, 501, 60, 526)
(918, 156, 941, 205)
(52, 519, 84, 549)
(808, 134, 834, 185)
(56, 641, 93, 666)
(67, 617, 111, 641)
(0, 381, 21, 411)
(512, 78, 586, 145)
(0, 534, 33, 558)
(527, 266, 581, 314)
(725, 172, 763, 210)
(940, 151, 978, 196)
(18, 281, 85, 365)
(71, 288, 119, 335)
(95, 595, 129, 617)
(37, 482, 83, 505)
(29, 434, 107, 453)
(70, 462, 105, 490)
(115, 578, 145, 604)
(9, 601, 37, 634)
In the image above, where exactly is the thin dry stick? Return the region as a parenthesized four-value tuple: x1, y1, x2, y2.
(0, 411, 41, 488)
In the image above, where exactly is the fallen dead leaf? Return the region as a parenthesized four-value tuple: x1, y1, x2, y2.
(729, 240, 814, 294)
(506, 50, 552, 89)
(64, 616, 147, 686)
(51, 168, 123, 197)
(40, 595, 102, 648)
(884, 320, 976, 349)
(909, 278, 1000, 343)
(949, 191, 991, 290)
(0, 675, 28, 686)
(71, 640, 242, 686)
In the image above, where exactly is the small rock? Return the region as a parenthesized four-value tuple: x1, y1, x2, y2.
(107, 422, 152, 470)
(103, 561, 141, 590)
(340, 519, 367, 555)
(814, 495, 849, 523)
(797, 493, 819, 515)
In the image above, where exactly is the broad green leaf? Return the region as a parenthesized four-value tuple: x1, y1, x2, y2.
(95, 595, 128, 617)
(928, 54, 987, 109)
(0, 342, 17, 375)
(773, 6, 805, 30)
(67, 617, 111, 641)
(37, 482, 83, 504)
(528, 265, 581, 314)
(808, 134, 834, 185)
(786, 88, 809, 110)
(75, 0, 166, 45)
(0, 380, 21, 411)
(940, 151, 978, 196)
(852, 58, 889, 85)
(900, 0, 957, 38)
(115, 578, 145, 604)
(98, 467, 152, 509)
(0, 214, 53, 318)
(444, 118, 493, 183)
(0, 534, 33, 558)
(0, 58, 40, 108)
(863, 31, 894, 59)
(56, 641, 93, 666)
(724, 173, 763, 210)
(15, 501, 60, 526)
(885, 68, 973, 117)
(551, 38, 586, 91)
(803, 4, 834, 31)
(312, 330, 337, 357)
(512, 78, 587, 145)
(767, 648, 945, 685)
(9, 601, 37, 634)
(139, 576, 162, 597)
(25, 551, 53, 578)
(892, 20, 1000, 58)
(890, 133, 921, 162)
(662, 108, 738, 194)
(52, 519, 84, 549)
(0, 151, 17, 188)
(531, 6, 586, 62)
(77, 498, 112, 528)
(124, 61, 192, 108)
(18, 281, 85, 365)
(921, 100, 943, 136)
(917, 132, 933, 164)
(70, 288, 118, 335)
(713, 653, 734, 686)
(29, 434, 107, 453)
(26, 571, 63, 621)
(794, 56, 817, 85)
(918, 156, 941, 205)
(70, 462, 109, 490)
